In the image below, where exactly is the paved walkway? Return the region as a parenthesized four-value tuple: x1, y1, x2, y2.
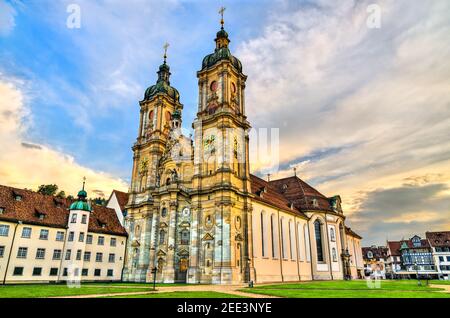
(52, 284, 280, 299)
(430, 284, 450, 293)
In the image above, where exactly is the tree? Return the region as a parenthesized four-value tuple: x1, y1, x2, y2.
(56, 191, 66, 198)
(92, 197, 106, 206)
(37, 184, 59, 196)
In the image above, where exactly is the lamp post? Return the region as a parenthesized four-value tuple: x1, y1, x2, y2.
(151, 267, 157, 291)
(414, 262, 421, 286)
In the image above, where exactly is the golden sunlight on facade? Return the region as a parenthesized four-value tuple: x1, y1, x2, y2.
(122, 15, 363, 284)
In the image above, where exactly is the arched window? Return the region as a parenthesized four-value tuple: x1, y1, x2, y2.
(297, 223, 304, 261)
(271, 214, 279, 258)
(289, 220, 296, 260)
(180, 229, 189, 245)
(314, 220, 324, 262)
(304, 224, 311, 262)
(330, 227, 336, 242)
(281, 218, 287, 259)
(135, 225, 141, 237)
(161, 207, 167, 218)
(332, 247, 337, 262)
(260, 212, 265, 257)
(166, 178, 171, 185)
(159, 230, 166, 245)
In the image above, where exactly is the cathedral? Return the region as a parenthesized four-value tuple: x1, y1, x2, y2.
(122, 14, 363, 284)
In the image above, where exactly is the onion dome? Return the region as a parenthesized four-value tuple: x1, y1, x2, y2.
(201, 21, 242, 72)
(143, 45, 180, 102)
(69, 180, 92, 212)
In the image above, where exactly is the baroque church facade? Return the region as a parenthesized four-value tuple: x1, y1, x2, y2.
(122, 18, 363, 284)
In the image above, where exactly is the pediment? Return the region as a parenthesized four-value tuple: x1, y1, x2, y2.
(178, 249, 189, 257)
(157, 249, 167, 257)
(202, 233, 214, 241)
(159, 222, 168, 228)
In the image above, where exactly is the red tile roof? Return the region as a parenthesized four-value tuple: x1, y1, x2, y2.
(250, 174, 339, 215)
(362, 246, 388, 260)
(426, 231, 450, 247)
(269, 176, 335, 212)
(387, 241, 402, 256)
(109, 190, 129, 211)
(250, 175, 306, 217)
(0, 184, 127, 236)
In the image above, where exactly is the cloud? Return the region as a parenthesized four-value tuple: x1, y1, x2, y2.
(351, 182, 450, 245)
(236, 0, 450, 244)
(0, 77, 128, 196)
(0, 0, 16, 35)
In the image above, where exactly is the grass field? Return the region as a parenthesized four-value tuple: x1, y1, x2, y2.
(240, 280, 450, 298)
(0, 280, 449, 298)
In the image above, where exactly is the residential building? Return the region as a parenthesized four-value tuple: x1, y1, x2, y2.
(362, 245, 388, 278)
(0, 184, 127, 284)
(386, 235, 438, 279)
(426, 231, 450, 280)
(106, 190, 129, 226)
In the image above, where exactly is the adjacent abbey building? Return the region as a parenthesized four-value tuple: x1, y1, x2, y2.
(123, 18, 363, 284)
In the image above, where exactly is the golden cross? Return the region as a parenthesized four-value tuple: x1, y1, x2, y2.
(219, 6, 226, 27)
(163, 42, 169, 62)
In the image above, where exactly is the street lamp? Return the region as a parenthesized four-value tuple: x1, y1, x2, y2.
(414, 262, 421, 286)
(151, 267, 157, 291)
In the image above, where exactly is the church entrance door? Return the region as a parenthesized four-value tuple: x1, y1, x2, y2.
(176, 258, 188, 282)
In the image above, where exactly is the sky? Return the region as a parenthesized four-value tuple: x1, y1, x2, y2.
(0, 0, 449, 245)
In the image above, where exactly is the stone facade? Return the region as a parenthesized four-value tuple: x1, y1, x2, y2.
(122, 21, 363, 284)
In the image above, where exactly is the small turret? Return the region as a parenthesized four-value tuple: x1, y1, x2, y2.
(69, 178, 92, 212)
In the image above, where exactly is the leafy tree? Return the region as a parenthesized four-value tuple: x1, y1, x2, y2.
(37, 184, 59, 196)
(92, 197, 107, 206)
(56, 191, 66, 198)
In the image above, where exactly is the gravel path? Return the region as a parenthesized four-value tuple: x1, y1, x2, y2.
(52, 284, 280, 299)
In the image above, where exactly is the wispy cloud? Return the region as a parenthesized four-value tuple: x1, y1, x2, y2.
(0, 76, 128, 196)
(237, 0, 450, 243)
(0, 0, 17, 36)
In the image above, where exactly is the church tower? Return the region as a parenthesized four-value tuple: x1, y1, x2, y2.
(124, 45, 186, 282)
(130, 44, 183, 195)
(188, 8, 254, 284)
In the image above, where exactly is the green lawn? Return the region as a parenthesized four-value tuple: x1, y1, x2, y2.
(241, 280, 450, 298)
(0, 284, 154, 298)
(107, 291, 244, 298)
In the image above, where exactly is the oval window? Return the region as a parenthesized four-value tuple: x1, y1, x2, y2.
(210, 81, 218, 92)
(231, 82, 236, 93)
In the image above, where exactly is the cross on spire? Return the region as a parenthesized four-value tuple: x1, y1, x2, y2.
(82, 176, 86, 190)
(219, 6, 226, 28)
(163, 42, 169, 63)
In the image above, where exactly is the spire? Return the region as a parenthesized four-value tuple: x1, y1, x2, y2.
(163, 42, 169, 64)
(219, 6, 226, 29)
(70, 176, 91, 212)
(215, 7, 230, 49)
(157, 42, 171, 84)
(78, 176, 87, 200)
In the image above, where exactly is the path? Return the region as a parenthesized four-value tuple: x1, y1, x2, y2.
(430, 284, 450, 293)
(52, 284, 280, 299)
